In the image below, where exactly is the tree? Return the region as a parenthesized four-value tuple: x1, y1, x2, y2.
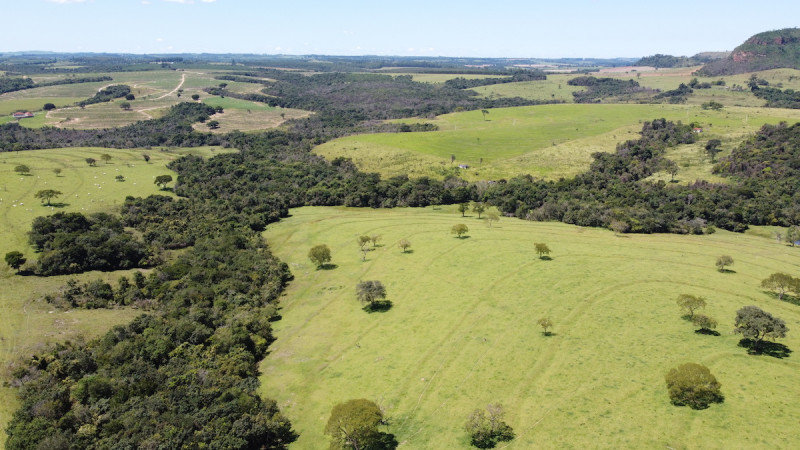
(481, 109, 489, 121)
(120, 101, 131, 111)
(357, 235, 371, 250)
(154, 174, 173, 189)
(705, 139, 722, 162)
(472, 202, 486, 219)
(356, 280, 387, 309)
(715, 255, 733, 272)
(308, 244, 332, 268)
(676, 294, 706, 318)
(125, 93, 135, 101)
(465, 404, 514, 449)
(609, 220, 629, 235)
(486, 211, 499, 228)
(14, 165, 31, 176)
(43, 103, 56, 111)
(115, 175, 125, 182)
(451, 224, 469, 238)
(370, 234, 381, 247)
(786, 226, 800, 246)
(398, 239, 411, 253)
(324, 399, 394, 450)
(734, 306, 788, 352)
(534, 243, 551, 259)
(34, 189, 62, 206)
(191, 94, 200, 101)
(458, 202, 470, 217)
(52, 168, 62, 176)
(692, 314, 718, 333)
(142, 153, 151, 163)
(5, 251, 26, 273)
(207, 120, 220, 130)
(100, 153, 112, 164)
(663, 159, 679, 181)
(85, 158, 96, 167)
(665, 363, 723, 409)
(537, 317, 553, 336)
(760, 272, 798, 300)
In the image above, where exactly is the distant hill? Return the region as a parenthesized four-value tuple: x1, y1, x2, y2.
(634, 52, 728, 68)
(697, 28, 800, 76)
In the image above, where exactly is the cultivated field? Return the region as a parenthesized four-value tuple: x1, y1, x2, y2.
(260, 206, 800, 448)
(196, 97, 312, 133)
(0, 146, 235, 438)
(314, 103, 800, 182)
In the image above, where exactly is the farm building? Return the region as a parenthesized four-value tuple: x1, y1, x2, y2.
(12, 111, 34, 119)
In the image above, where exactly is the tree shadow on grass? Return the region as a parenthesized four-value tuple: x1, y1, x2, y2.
(400, 249, 414, 254)
(694, 328, 721, 336)
(363, 300, 393, 313)
(43, 202, 69, 208)
(539, 256, 552, 261)
(454, 235, 470, 239)
(738, 339, 792, 358)
(717, 269, 737, 274)
(318, 263, 338, 270)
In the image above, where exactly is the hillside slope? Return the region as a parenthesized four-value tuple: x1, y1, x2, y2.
(699, 28, 800, 75)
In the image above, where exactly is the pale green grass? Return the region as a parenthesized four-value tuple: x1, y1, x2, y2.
(470, 73, 584, 102)
(0, 98, 85, 116)
(315, 103, 800, 181)
(192, 107, 311, 134)
(0, 146, 236, 444)
(260, 206, 800, 449)
(203, 96, 276, 111)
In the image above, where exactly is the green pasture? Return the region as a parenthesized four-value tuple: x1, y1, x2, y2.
(203, 96, 276, 111)
(314, 103, 800, 182)
(0, 146, 236, 442)
(260, 206, 800, 449)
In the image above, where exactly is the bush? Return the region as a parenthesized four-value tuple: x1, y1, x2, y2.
(665, 363, 723, 409)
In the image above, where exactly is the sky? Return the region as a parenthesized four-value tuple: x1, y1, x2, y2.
(3, 0, 800, 58)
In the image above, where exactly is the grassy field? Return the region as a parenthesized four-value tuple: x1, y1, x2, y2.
(195, 96, 312, 133)
(314, 103, 800, 182)
(0, 146, 236, 440)
(260, 206, 800, 449)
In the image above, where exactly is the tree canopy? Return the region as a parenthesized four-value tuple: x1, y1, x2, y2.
(665, 363, 723, 409)
(734, 306, 789, 352)
(324, 399, 395, 450)
(308, 244, 332, 268)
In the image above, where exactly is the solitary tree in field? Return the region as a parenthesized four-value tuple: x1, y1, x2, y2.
(760, 272, 798, 300)
(52, 168, 62, 177)
(472, 202, 486, 219)
(676, 294, 706, 319)
(115, 175, 125, 182)
(125, 93, 135, 101)
(398, 239, 411, 253)
(534, 243, 551, 259)
(85, 158, 96, 167)
(34, 189, 62, 206)
(358, 235, 371, 251)
(734, 306, 788, 353)
(325, 399, 394, 450)
(100, 153, 112, 164)
(715, 255, 733, 272)
(663, 159, 679, 182)
(120, 102, 131, 111)
(481, 109, 490, 121)
(154, 175, 173, 190)
(786, 226, 800, 246)
(458, 202, 470, 217)
(451, 154, 456, 165)
(207, 120, 220, 130)
(465, 403, 514, 448)
(14, 165, 31, 176)
(142, 153, 151, 163)
(705, 139, 722, 162)
(451, 223, 469, 238)
(692, 314, 718, 333)
(665, 363, 723, 409)
(308, 244, 332, 269)
(486, 211, 499, 228)
(191, 94, 200, 101)
(356, 280, 387, 310)
(4, 251, 26, 273)
(609, 220, 629, 236)
(43, 103, 56, 111)
(537, 317, 553, 336)
(370, 234, 381, 247)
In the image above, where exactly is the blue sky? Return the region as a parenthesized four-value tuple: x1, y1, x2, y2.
(4, 0, 800, 58)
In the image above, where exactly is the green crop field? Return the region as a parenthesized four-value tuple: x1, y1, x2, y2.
(314, 103, 800, 182)
(260, 205, 800, 449)
(0, 146, 236, 439)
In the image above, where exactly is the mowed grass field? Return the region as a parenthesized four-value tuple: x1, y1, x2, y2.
(197, 97, 311, 133)
(260, 206, 800, 448)
(0, 146, 235, 440)
(314, 103, 800, 182)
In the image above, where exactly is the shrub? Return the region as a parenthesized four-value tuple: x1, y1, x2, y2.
(665, 363, 723, 409)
